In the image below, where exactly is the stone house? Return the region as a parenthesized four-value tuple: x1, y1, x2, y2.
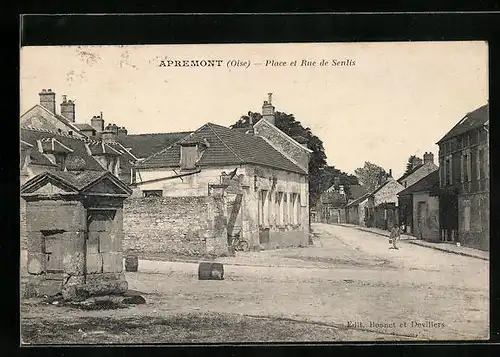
(436, 103, 489, 250)
(316, 182, 368, 224)
(21, 89, 139, 184)
(345, 192, 371, 226)
(128, 94, 312, 253)
(365, 177, 405, 230)
(397, 152, 439, 234)
(397, 170, 440, 241)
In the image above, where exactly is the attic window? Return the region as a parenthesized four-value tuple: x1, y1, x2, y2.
(55, 153, 67, 171)
(143, 190, 163, 198)
(68, 131, 73, 136)
(180, 144, 198, 170)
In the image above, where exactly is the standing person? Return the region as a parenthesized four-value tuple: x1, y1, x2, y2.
(390, 224, 401, 250)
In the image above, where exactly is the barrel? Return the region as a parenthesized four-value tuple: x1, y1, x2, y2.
(198, 262, 224, 280)
(125, 255, 139, 272)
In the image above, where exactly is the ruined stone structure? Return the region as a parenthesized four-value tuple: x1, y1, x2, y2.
(20, 169, 132, 299)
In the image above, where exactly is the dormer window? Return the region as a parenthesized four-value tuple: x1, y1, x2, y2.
(180, 144, 198, 170)
(55, 153, 67, 171)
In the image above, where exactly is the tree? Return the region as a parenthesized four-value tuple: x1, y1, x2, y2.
(230, 111, 328, 206)
(354, 161, 388, 192)
(404, 155, 422, 175)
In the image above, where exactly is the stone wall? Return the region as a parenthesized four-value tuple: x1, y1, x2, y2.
(458, 192, 489, 251)
(123, 196, 211, 255)
(373, 179, 405, 207)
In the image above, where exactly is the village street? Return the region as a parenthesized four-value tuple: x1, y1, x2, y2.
(21, 223, 489, 343)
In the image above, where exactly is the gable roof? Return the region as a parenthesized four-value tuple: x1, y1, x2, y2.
(74, 123, 96, 132)
(118, 132, 192, 159)
(345, 192, 370, 207)
(398, 170, 439, 196)
(20, 170, 132, 196)
(254, 118, 314, 154)
(21, 127, 105, 171)
(349, 185, 369, 200)
(137, 122, 306, 174)
(437, 103, 489, 144)
(397, 164, 424, 183)
(21, 104, 85, 136)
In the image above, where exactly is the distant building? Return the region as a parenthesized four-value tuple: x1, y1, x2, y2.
(316, 181, 368, 224)
(436, 103, 489, 250)
(397, 170, 440, 241)
(397, 152, 439, 234)
(345, 192, 371, 226)
(365, 175, 404, 230)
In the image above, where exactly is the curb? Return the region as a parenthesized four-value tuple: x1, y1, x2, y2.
(406, 241, 489, 261)
(345, 225, 488, 261)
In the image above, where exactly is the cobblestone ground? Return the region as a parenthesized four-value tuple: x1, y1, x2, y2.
(21, 223, 489, 343)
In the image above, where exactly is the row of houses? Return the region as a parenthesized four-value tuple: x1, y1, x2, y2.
(20, 90, 312, 257)
(319, 103, 489, 251)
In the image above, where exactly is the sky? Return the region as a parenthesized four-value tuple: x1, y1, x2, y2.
(20, 42, 488, 179)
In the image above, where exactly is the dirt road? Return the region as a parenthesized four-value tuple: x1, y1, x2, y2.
(21, 223, 489, 343)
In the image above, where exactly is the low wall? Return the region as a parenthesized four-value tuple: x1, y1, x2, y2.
(123, 196, 211, 255)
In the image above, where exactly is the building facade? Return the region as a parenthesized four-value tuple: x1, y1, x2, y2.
(365, 177, 405, 230)
(397, 170, 440, 241)
(436, 103, 489, 250)
(397, 152, 439, 234)
(128, 95, 312, 253)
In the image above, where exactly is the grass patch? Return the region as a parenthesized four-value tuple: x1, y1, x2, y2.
(21, 312, 342, 344)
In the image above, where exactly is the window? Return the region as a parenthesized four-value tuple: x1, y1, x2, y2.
(277, 192, 284, 225)
(463, 200, 471, 232)
(478, 149, 485, 180)
(283, 193, 289, 224)
(180, 144, 198, 169)
(54, 154, 66, 171)
(260, 190, 268, 226)
(445, 158, 452, 185)
(462, 152, 469, 182)
(143, 190, 162, 197)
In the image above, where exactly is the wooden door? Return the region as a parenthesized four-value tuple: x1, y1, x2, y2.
(43, 231, 64, 274)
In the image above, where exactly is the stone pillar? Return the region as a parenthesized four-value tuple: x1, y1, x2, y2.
(205, 185, 229, 255)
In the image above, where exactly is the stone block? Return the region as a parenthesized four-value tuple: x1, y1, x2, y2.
(86, 253, 103, 274)
(62, 251, 85, 275)
(62, 231, 85, 252)
(125, 255, 138, 272)
(26, 231, 43, 253)
(26, 202, 86, 232)
(87, 231, 100, 254)
(102, 252, 123, 273)
(27, 253, 45, 275)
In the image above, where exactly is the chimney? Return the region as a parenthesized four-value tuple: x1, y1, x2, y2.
(389, 169, 392, 177)
(262, 92, 276, 125)
(60, 95, 76, 122)
(117, 126, 128, 140)
(101, 123, 118, 143)
(91, 114, 105, 132)
(39, 89, 56, 114)
(423, 152, 434, 165)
